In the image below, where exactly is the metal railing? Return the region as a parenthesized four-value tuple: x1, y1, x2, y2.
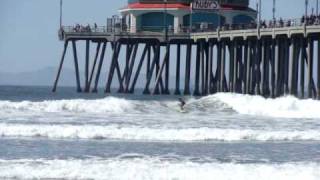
(60, 17, 320, 36)
(62, 26, 108, 33)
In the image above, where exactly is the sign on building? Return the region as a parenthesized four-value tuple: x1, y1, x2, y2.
(192, 0, 220, 11)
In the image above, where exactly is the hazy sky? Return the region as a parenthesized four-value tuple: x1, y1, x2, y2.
(0, 0, 314, 73)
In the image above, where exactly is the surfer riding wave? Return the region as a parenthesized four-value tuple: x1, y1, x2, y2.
(178, 98, 186, 111)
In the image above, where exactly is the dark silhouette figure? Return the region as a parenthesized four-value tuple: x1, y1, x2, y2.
(178, 98, 186, 111)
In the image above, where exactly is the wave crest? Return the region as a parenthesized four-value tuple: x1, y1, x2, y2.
(207, 93, 320, 118)
(1, 123, 319, 141)
(0, 97, 134, 114)
(1, 93, 320, 118)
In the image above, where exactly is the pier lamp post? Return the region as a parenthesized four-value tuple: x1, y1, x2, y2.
(305, 0, 309, 18)
(218, 8, 221, 29)
(272, 0, 276, 22)
(60, 0, 63, 29)
(257, 0, 261, 33)
(304, 0, 309, 27)
(190, 2, 193, 32)
(164, 0, 168, 41)
(317, 0, 319, 15)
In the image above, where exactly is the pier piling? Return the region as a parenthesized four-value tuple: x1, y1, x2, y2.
(53, 24, 320, 99)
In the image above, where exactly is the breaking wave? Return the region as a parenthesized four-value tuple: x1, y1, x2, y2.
(1, 93, 320, 118)
(1, 123, 319, 141)
(0, 158, 319, 180)
(0, 97, 135, 114)
(207, 93, 320, 119)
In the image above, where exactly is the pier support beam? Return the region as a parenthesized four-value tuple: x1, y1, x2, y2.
(236, 43, 243, 93)
(220, 41, 226, 92)
(318, 38, 320, 99)
(260, 39, 266, 95)
(72, 40, 82, 92)
(204, 43, 209, 95)
(245, 40, 251, 94)
(232, 40, 237, 93)
(120, 42, 133, 93)
(300, 38, 305, 99)
(126, 44, 139, 93)
(84, 40, 90, 92)
(194, 41, 201, 96)
(289, 37, 295, 95)
(216, 42, 222, 93)
(255, 40, 261, 95)
(270, 39, 276, 98)
(184, 43, 192, 95)
(284, 38, 290, 94)
(105, 42, 121, 93)
(263, 41, 270, 97)
(92, 42, 107, 93)
(228, 42, 233, 92)
(144, 44, 160, 94)
(163, 44, 171, 94)
(275, 38, 280, 97)
(293, 38, 300, 96)
(201, 41, 206, 94)
(208, 41, 213, 94)
(53, 41, 69, 92)
(153, 44, 169, 94)
(88, 42, 101, 91)
(130, 44, 149, 93)
(175, 44, 181, 95)
(307, 37, 314, 98)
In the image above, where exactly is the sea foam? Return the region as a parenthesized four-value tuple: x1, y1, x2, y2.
(1, 93, 320, 118)
(0, 97, 134, 114)
(0, 158, 319, 180)
(209, 93, 320, 118)
(1, 123, 319, 141)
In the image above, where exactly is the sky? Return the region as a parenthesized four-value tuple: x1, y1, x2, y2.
(0, 0, 315, 73)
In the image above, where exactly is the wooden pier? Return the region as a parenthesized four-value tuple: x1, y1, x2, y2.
(53, 24, 320, 99)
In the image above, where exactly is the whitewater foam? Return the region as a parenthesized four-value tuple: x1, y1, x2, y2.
(1, 123, 319, 141)
(0, 158, 319, 180)
(210, 93, 320, 118)
(1, 93, 319, 119)
(0, 97, 135, 114)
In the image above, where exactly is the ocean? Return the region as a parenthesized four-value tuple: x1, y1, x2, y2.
(0, 86, 319, 180)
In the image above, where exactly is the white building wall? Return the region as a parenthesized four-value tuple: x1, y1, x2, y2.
(174, 15, 184, 33)
(130, 14, 137, 33)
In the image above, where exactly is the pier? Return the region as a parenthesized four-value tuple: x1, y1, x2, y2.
(53, 0, 320, 99)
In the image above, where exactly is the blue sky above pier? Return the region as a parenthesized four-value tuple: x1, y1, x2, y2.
(0, 0, 314, 73)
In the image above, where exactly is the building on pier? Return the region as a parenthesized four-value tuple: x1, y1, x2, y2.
(120, 0, 256, 33)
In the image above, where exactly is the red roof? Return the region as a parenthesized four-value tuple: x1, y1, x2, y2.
(127, 3, 190, 9)
(125, 3, 253, 11)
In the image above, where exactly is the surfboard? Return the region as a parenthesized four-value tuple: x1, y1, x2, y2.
(178, 108, 188, 113)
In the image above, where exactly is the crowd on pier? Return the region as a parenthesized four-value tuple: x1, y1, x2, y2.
(66, 14, 320, 34)
(301, 14, 320, 25)
(216, 14, 320, 32)
(72, 23, 99, 33)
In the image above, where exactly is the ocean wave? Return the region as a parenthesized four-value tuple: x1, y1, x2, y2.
(0, 97, 185, 115)
(208, 93, 320, 118)
(0, 97, 136, 114)
(1, 93, 320, 119)
(0, 158, 318, 180)
(1, 123, 319, 141)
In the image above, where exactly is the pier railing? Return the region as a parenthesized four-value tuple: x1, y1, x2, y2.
(60, 17, 317, 36)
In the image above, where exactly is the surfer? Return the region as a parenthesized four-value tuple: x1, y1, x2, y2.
(178, 98, 186, 111)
